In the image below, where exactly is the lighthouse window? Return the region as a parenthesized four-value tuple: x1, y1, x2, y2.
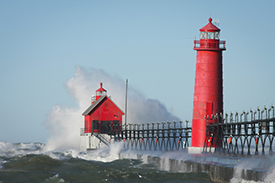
(97, 91, 107, 96)
(215, 32, 220, 39)
(208, 32, 214, 39)
(200, 32, 206, 39)
(96, 91, 102, 96)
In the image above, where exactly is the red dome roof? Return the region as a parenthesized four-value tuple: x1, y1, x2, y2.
(199, 18, 220, 32)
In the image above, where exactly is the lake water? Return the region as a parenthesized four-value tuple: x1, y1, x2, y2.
(0, 142, 274, 183)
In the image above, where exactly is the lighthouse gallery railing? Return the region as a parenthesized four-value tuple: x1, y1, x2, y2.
(194, 40, 226, 50)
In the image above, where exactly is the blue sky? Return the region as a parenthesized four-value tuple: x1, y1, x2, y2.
(1, 1, 274, 143)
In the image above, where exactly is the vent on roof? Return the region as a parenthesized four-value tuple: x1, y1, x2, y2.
(91, 95, 96, 102)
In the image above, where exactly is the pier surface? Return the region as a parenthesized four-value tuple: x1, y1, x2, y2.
(119, 150, 274, 182)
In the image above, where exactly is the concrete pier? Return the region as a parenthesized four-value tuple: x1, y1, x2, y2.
(119, 151, 271, 182)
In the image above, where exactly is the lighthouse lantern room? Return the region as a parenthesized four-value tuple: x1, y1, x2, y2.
(80, 83, 124, 150)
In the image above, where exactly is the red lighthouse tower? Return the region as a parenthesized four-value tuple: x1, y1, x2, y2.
(190, 18, 226, 152)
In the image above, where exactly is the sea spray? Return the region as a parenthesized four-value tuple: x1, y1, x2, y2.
(44, 66, 179, 151)
(230, 155, 275, 183)
(67, 141, 125, 163)
(45, 105, 83, 151)
(0, 141, 125, 165)
(264, 166, 275, 182)
(0, 142, 44, 158)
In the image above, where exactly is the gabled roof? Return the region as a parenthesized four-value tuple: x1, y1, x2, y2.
(82, 95, 124, 116)
(199, 18, 220, 32)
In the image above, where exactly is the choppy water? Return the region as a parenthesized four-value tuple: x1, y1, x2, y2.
(0, 142, 275, 183)
(0, 154, 211, 183)
(0, 142, 211, 183)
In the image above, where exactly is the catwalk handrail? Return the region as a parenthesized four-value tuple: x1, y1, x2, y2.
(204, 104, 275, 156)
(113, 120, 192, 151)
(80, 104, 274, 156)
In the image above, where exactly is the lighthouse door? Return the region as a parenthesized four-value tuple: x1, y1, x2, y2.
(101, 121, 111, 134)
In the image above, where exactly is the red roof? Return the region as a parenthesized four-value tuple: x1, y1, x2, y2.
(82, 95, 124, 116)
(199, 18, 220, 32)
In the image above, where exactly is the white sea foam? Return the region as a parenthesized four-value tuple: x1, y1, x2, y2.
(44, 174, 65, 183)
(50, 142, 125, 163)
(0, 140, 125, 164)
(264, 166, 275, 182)
(0, 142, 44, 157)
(230, 155, 275, 183)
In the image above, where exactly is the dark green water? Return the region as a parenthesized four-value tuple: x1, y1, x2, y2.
(0, 154, 211, 183)
(3, 142, 275, 183)
(0, 142, 212, 183)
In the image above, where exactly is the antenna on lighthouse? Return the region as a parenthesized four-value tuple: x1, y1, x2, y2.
(125, 79, 128, 127)
(213, 19, 220, 26)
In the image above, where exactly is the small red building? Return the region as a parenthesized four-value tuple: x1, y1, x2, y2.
(82, 83, 124, 135)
